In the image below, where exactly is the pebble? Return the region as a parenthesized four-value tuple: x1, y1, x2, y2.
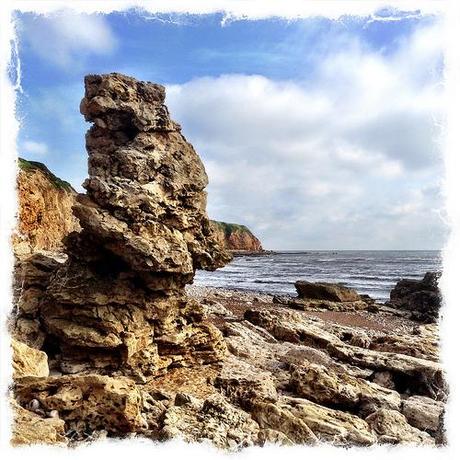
(48, 410, 60, 419)
(28, 399, 40, 411)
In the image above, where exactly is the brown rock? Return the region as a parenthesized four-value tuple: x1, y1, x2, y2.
(13, 159, 80, 255)
(282, 396, 377, 445)
(389, 272, 442, 323)
(11, 400, 66, 446)
(295, 280, 361, 302)
(161, 393, 259, 449)
(38, 73, 231, 377)
(290, 362, 401, 416)
(210, 221, 263, 252)
(366, 409, 435, 445)
(250, 400, 318, 445)
(401, 395, 444, 434)
(12, 339, 49, 378)
(14, 374, 144, 434)
(244, 308, 446, 400)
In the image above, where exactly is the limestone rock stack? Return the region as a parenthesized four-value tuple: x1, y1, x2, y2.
(40, 73, 231, 378)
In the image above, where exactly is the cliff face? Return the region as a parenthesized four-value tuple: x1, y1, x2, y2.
(210, 220, 263, 252)
(14, 159, 80, 255)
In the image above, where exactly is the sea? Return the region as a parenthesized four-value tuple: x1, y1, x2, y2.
(193, 250, 442, 303)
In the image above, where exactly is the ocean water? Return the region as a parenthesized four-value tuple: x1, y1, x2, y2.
(193, 250, 442, 302)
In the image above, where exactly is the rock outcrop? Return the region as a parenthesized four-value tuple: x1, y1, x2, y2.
(33, 73, 231, 378)
(389, 272, 442, 323)
(11, 339, 49, 379)
(277, 280, 368, 312)
(13, 159, 80, 256)
(295, 281, 361, 302)
(210, 220, 263, 252)
(11, 400, 67, 446)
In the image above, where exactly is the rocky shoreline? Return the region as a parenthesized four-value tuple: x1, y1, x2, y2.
(9, 73, 446, 449)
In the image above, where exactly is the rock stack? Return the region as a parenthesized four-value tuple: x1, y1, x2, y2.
(39, 73, 231, 378)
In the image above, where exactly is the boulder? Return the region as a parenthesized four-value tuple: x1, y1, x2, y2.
(10, 400, 66, 446)
(389, 272, 442, 323)
(401, 395, 444, 434)
(295, 280, 361, 302)
(250, 400, 318, 444)
(14, 374, 145, 434)
(282, 396, 377, 445)
(12, 339, 49, 378)
(161, 393, 259, 449)
(290, 362, 401, 416)
(365, 408, 435, 445)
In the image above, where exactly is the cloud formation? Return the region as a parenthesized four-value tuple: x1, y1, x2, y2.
(166, 21, 445, 249)
(21, 13, 117, 68)
(21, 140, 48, 156)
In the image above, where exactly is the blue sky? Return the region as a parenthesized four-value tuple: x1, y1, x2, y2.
(15, 10, 446, 250)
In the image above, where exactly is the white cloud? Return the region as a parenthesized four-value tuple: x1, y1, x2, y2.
(166, 21, 446, 249)
(21, 140, 48, 156)
(22, 13, 117, 68)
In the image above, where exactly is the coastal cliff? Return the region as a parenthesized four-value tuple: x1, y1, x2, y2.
(210, 220, 263, 252)
(13, 159, 80, 255)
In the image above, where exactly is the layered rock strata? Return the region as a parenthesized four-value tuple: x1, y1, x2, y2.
(210, 220, 263, 252)
(13, 159, 80, 256)
(38, 73, 231, 378)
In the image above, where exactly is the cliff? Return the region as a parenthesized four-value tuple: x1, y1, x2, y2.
(13, 158, 80, 255)
(210, 220, 263, 252)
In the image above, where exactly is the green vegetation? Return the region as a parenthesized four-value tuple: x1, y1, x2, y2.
(18, 158, 75, 192)
(211, 220, 252, 237)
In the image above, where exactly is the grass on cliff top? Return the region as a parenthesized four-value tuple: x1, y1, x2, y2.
(18, 158, 75, 192)
(211, 220, 253, 237)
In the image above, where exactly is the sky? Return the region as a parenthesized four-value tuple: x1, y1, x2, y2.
(14, 9, 447, 250)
